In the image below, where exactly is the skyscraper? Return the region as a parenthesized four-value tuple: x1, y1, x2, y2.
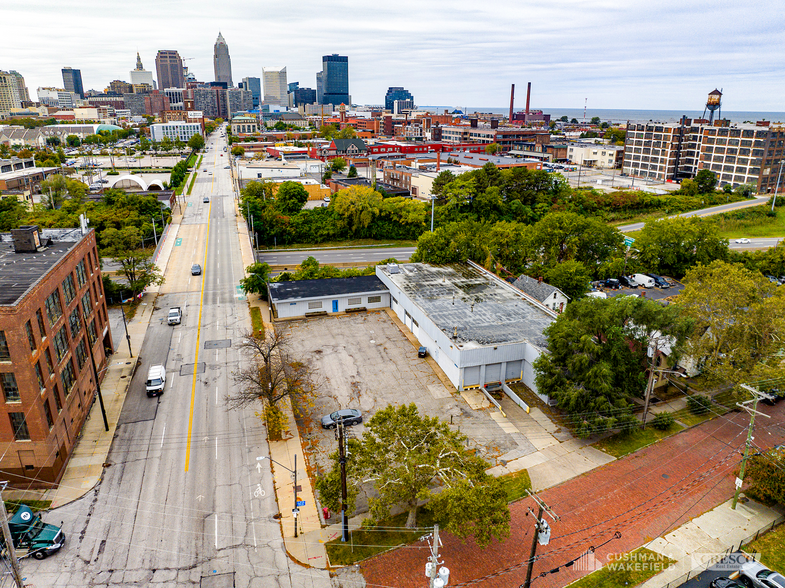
(319, 54, 350, 106)
(385, 87, 414, 111)
(262, 67, 288, 105)
(8, 71, 30, 103)
(213, 32, 233, 87)
(155, 50, 185, 90)
(130, 53, 155, 90)
(61, 67, 84, 99)
(242, 76, 261, 108)
(0, 71, 22, 113)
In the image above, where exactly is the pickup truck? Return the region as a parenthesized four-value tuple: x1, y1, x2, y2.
(4, 505, 65, 560)
(167, 307, 182, 325)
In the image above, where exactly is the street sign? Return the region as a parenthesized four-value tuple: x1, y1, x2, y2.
(175, 238, 182, 246)
(624, 236, 635, 248)
(292, 508, 300, 514)
(296, 500, 306, 507)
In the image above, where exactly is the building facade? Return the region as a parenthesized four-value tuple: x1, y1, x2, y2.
(8, 71, 30, 104)
(155, 50, 185, 91)
(150, 122, 202, 142)
(0, 226, 112, 487)
(213, 32, 233, 87)
(241, 76, 261, 108)
(226, 87, 252, 116)
(36, 88, 77, 109)
(144, 91, 170, 116)
(567, 142, 624, 168)
(61, 67, 84, 99)
(129, 53, 155, 89)
(231, 115, 259, 135)
(293, 86, 316, 107)
(385, 87, 414, 111)
(263, 67, 288, 105)
(109, 80, 133, 95)
(319, 54, 350, 105)
(0, 71, 22, 113)
(163, 88, 184, 110)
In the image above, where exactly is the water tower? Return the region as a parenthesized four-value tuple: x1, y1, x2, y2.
(702, 89, 722, 123)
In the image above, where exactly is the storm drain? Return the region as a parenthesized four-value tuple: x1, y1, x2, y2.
(204, 339, 232, 350)
(180, 362, 206, 376)
(200, 572, 235, 588)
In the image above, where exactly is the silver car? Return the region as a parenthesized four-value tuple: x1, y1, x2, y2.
(739, 561, 785, 588)
(321, 408, 362, 429)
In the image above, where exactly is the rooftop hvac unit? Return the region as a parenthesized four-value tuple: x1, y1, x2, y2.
(388, 263, 399, 274)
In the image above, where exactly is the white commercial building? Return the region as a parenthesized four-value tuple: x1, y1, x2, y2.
(263, 67, 288, 105)
(567, 142, 623, 168)
(376, 261, 556, 393)
(150, 122, 202, 142)
(268, 276, 390, 319)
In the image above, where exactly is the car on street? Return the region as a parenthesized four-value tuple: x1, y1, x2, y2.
(735, 238, 751, 244)
(711, 578, 745, 588)
(739, 561, 785, 588)
(321, 408, 362, 429)
(191, 264, 202, 275)
(203, 169, 207, 172)
(418, 346, 428, 358)
(203, 197, 209, 203)
(224, 165, 230, 169)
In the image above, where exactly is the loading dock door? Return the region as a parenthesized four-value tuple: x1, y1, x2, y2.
(505, 360, 522, 381)
(463, 366, 480, 387)
(485, 363, 502, 382)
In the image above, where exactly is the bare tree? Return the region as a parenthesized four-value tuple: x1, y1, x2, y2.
(226, 330, 318, 414)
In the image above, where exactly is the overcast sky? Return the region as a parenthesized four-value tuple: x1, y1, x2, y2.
(5, 0, 785, 113)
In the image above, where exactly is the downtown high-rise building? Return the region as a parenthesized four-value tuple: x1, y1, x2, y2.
(318, 54, 350, 106)
(262, 67, 288, 106)
(62, 67, 84, 99)
(0, 71, 22, 113)
(241, 76, 261, 108)
(385, 87, 414, 111)
(8, 71, 30, 103)
(155, 50, 185, 90)
(213, 32, 233, 87)
(130, 53, 155, 91)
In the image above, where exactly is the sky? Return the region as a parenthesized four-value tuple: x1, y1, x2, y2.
(5, 0, 785, 113)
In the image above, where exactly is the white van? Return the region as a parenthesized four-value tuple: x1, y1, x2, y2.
(632, 273, 655, 288)
(146, 365, 166, 397)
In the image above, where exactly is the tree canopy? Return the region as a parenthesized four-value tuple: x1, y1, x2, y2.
(275, 181, 309, 215)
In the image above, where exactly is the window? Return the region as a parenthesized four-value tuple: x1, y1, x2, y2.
(36, 309, 47, 340)
(62, 274, 77, 304)
(81, 291, 92, 317)
(35, 362, 45, 390)
(69, 307, 82, 338)
(53, 384, 62, 412)
(44, 291, 63, 325)
(53, 327, 69, 363)
(25, 321, 36, 353)
(9, 413, 30, 441)
(348, 297, 361, 305)
(44, 400, 54, 430)
(75, 259, 88, 287)
(308, 301, 322, 309)
(368, 296, 382, 304)
(61, 360, 77, 395)
(75, 338, 88, 370)
(87, 319, 97, 346)
(0, 331, 9, 360)
(1, 373, 20, 402)
(44, 348, 54, 375)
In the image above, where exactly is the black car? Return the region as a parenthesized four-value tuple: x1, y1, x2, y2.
(619, 276, 636, 288)
(418, 346, 428, 358)
(602, 278, 621, 290)
(711, 578, 745, 588)
(646, 273, 670, 288)
(321, 408, 362, 429)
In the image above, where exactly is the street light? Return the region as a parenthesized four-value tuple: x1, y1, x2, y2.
(257, 455, 300, 537)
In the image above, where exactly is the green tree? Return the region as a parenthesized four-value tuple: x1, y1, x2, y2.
(559, 116, 569, 122)
(336, 126, 357, 139)
(187, 133, 205, 151)
(66, 134, 81, 147)
(570, 118, 579, 124)
(342, 403, 510, 543)
(239, 262, 272, 298)
(534, 296, 692, 437)
(330, 157, 347, 173)
(590, 116, 601, 125)
(484, 142, 502, 155)
(694, 169, 718, 194)
(746, 446, 785, 505)
(100, 226, 164, 297)
(532, 211, 624, 267)
(544, 260, 592, 301)
(431, 170, 455, 199)
(603, 128, 626, 145)
(634, 216, 729, 279)
(0, 197, 26, 230)
(275, 181, 309, 215)
(46, 136, 61, 147)
(231, 145, 245, 157)
(411, 219, 488, 264)
(347, 164, 357, 178)
(678, 260, 785, 388)
(332, 185, 382, 235)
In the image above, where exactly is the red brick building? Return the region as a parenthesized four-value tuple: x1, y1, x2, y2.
(0, 226, 112, 487)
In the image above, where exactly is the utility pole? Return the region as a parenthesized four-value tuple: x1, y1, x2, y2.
(293, 454, 299, 538)
(82, 313, 109, 432)
(523, 491, 559, 588)
(120, 300, 133, 357)
(338, 420, 349, 542)
(427, 524, 441, 588)
(431, 196, 435, 232)
(732, 384, 772, 510)
(0, 482, 25, 588)
(151, 217, 158, 246)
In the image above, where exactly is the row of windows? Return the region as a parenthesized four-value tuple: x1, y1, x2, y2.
(306, 295, 384, 310)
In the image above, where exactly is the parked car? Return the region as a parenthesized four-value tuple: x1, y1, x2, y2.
(191, 264, 202, 275)
(602, 278, 622, 290)
(418, 346, 428, 358)
(710, 578, 745, 588)
(739, 561, 785, 588)
(323, 196, 331, 202)
(224, 165, 230, 169)
(203, 197, 209, 203)
(619, 276, 637, 288)
(321, 408, 362, 429)
(632, 273, 655, 288)
(646, 273, 670, 288)
(586, 291, 608, 299)
(735, 238, 751, 244)
(483, 381, 503, 394)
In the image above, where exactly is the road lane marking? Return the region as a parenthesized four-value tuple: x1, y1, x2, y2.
(185, 195, 212, 472)
(215, 437, 218, 459)
(216, 386, 218, 406)
(161, 424, 166, 448)
(215, 515, 218, 548)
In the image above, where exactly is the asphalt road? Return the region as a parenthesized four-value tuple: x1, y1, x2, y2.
(259, 246, 415, 268)
(27, 126, 331, 587)
(616, 196, 771, 232)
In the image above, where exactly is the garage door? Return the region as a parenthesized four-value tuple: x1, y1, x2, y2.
(484, 363, 502, 382)
(463, 366, 480, 387)
(505, 360, 522, 381)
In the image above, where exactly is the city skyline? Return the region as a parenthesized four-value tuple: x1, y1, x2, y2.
(3, 0, 785, 111)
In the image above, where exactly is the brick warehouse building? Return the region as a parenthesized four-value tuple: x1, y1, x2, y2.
(0, 226, 112, 487)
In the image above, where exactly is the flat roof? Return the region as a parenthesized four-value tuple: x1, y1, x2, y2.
(268, 275, 388, 302)
(377, 263, 554, 349)
(0, 229, 86, 306)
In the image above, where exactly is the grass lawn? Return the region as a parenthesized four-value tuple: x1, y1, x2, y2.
(568, 548, 675, 588)
(673, 410, 716, 428)
(711, 207, 784, 238)
(500, 469, 532, 502)
(326, 510, 435, 566)
(5, 500, 52, 513)
(743, 524, 785, 574)
(594, 423, 684, 458)
(249, 306, 265, 338)
(261, 239, 417, 251)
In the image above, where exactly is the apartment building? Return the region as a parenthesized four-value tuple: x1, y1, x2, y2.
(567, 142, 624, 168)
(440, 120, 550, 151)
(623, 119, 785, 191)
(0, 226, 112, 487)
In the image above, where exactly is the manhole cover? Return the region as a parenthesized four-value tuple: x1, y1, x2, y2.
(204, 339, 232, 350)
(180, 363, 206, 376)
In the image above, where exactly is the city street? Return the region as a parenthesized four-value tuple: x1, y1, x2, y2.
(24, 128, 331, 588)
(258, 246, 415, 268)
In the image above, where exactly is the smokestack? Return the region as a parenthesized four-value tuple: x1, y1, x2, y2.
(525, 82, 531, 116)
(509, 83, 515, 122)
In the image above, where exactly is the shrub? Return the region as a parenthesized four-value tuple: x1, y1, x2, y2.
(262, 405, 286, 440)
(652, 412, 675, 430)
(687, 394, 712, 415)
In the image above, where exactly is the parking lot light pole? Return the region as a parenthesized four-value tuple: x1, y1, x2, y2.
(258, 455, 299, 537)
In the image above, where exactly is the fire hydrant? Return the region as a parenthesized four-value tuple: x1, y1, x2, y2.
(322, 507, 330, 520)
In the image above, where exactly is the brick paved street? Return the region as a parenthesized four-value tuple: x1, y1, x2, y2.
(360, 404, 785, 588)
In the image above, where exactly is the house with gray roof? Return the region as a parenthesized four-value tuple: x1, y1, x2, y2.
(513, 275, 570, 314)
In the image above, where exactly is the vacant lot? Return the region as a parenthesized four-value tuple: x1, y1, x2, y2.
(283, 312, 534, 479)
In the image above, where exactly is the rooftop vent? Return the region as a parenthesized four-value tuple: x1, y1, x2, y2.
(388, 263, 400, 274)
(11, 225, 42, 253)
